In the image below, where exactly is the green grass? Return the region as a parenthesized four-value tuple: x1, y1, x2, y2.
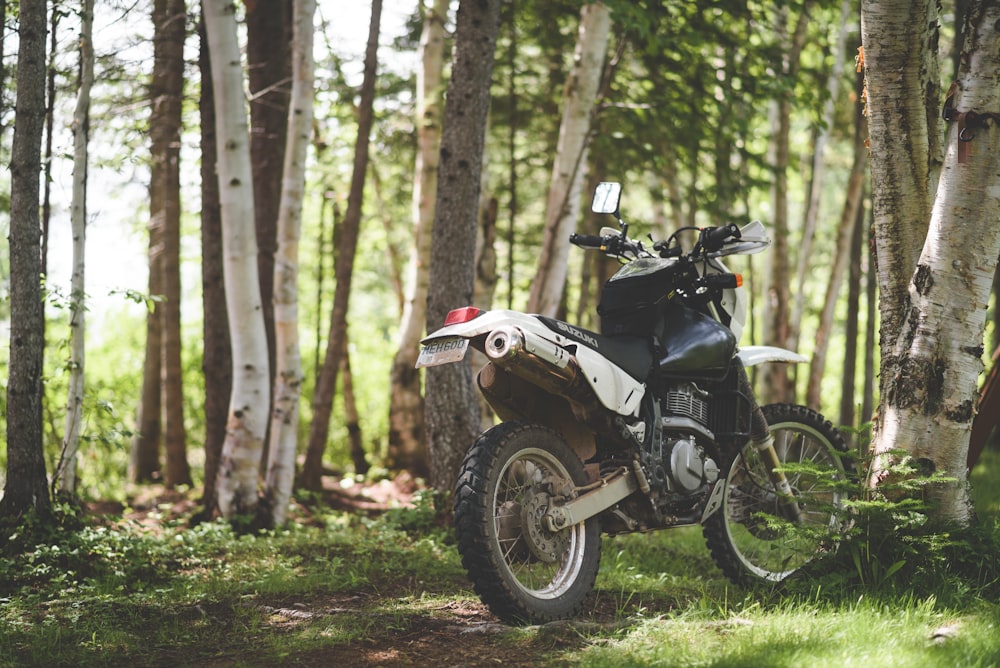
(0, 449, 999, 666)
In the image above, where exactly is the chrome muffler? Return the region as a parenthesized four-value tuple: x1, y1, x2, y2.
(483, 326, 580, 394)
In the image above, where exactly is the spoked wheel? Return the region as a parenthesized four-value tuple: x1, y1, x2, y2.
(703, 403, 850, 586)
(454, 421, 601, 624)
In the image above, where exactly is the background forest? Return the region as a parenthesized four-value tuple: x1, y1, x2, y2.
(0, 0, 997, 514)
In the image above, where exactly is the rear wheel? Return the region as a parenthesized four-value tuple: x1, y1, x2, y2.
(454, 421, 601, 624)
(703, 403, 849, 585)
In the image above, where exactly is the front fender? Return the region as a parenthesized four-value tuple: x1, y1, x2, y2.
(737, 345, 807, 367)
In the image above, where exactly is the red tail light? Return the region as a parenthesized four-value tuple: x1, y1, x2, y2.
(444, 307, 483, 325)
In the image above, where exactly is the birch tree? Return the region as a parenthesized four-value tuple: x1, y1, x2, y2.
(203, 0, 271, 519)
(424, 0, 501, 493)
(301, 0, 382, 492)
(54, 0, 95, 496)
(2, 0, 51, 522)
(526, 1, 612, 317)
(387, 0, 449, 478)
(263, 0, 315, 527)
(864, 0, 1000, 525)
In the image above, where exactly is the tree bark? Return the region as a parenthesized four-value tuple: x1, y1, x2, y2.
(839, 189, 867, 432)
(263, 0, 315, 527)
(247, 0, 291, 403)
(527, 1, 611, 317)
(301, 0, 382, 492)
(867, 0, 1000, 525)
(861, 0, 942, 378)
(424, 0, 501, 494)
(55, 0, 95, 496)
(198, 11, 232, 514)
(387, 0, 449, 477)
(760, 3, 811, 405)
(2, 0, 51, 522)
(157, 0, 191, 488)
(204, 0, 271, 519)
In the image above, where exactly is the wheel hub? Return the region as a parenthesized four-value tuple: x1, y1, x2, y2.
(521, 489, 569, 563)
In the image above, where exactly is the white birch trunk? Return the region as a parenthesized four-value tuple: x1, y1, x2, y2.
(870, 1, 1000, 525)
(387, 0, 448, 473)
(56, 0, 94, 495)
(204, 0, 271, 518)
(527, 1, 611, 317)
(264, 0, 315, 527)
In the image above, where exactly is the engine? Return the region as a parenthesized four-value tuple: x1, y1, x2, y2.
(640, 383, 720, 520)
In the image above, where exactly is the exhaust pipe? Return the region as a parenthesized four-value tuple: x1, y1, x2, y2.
(484, 326, 582, 396)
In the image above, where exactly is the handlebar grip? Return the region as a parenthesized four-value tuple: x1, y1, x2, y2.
(570, 233, 606, 249)
(701, 273, 741, 289)
(702, 224, 742, 252)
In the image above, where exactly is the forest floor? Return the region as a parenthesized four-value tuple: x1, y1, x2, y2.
(84, 476, 635, 667)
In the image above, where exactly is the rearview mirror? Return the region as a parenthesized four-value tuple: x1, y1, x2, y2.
(591, 182, 621, 215)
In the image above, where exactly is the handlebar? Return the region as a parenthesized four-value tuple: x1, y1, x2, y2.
(700, 224, 742, 253)
(569, 233, 606, 249)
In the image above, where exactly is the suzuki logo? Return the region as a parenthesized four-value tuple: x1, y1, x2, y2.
(555, 321, 599, 348)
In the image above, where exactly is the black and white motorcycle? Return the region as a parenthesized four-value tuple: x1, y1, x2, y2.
(418, 182, 849, 624)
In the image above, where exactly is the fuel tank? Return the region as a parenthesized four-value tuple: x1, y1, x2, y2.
(656, 306, 736, 379)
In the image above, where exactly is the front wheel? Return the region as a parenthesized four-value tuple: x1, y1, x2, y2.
(703, 403, 850, 586)
(454, 421, 601, 624)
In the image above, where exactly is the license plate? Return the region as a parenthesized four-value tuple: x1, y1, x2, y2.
(416, 337, 470, 368)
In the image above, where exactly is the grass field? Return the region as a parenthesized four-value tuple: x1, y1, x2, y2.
(1, 448, 999, 666)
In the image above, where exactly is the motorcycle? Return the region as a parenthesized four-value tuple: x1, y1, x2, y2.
(417, 182, 849, 624)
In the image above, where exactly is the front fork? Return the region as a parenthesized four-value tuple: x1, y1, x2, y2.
(753, 434, 804, 524)
(737, 362, 803, 524)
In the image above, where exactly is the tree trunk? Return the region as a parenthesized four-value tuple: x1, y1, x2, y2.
(156, 0, 191, 488)
(867, 0, 1000, 526)
(247, 0, 291, 405)
(839, 189, 867, 432)
(300, 0, 382, 493)
(791, 0, 852, 351)
(204, 0, 271, 519)
(805, 73, 867, 410)
(387, 0, 448, 477)
(198, 11, 232, 514)
(263, 0, 315, 528)
(968, 346, 1000, 469)
(343, 345, 368, 475)
(55, 0, 95, 497)
(760, 3, 811, 405)
(424, 0, 501, 494)
(861, 0, 942, 378)
(527, 1, 611, 317)
(2, 0, 51, 522)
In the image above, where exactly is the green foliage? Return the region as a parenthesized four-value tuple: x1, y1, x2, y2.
(775, 449, 1000, 606)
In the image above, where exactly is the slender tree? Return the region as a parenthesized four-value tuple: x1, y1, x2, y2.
(2, 0, 51, 523)
(247, 0, 291, 401)
(263, 0, 316, 527)
(132, 0, 190, 485)
(301, 0, 382, 492)
(424, 0, 502, 493)
(158, 0, 191, 487)
(760, 2, 812, 405)
(387, 0, 449, 477)
(203, 0, 271, 519)
(198, 10, 232, 515)
(55, 0, 95, 496)
(527, 1, 612, 317)
(805, 71, 867, 410)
